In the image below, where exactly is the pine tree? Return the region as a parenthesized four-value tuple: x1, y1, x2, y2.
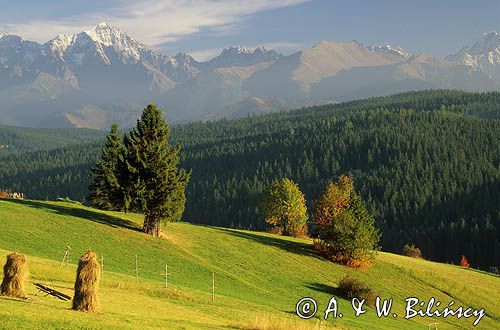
(122, 104, 190, 237)
(88, 123, 124, 211)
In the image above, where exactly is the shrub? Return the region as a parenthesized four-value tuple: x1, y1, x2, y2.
(56, 197, 82, 205)
(313, 175, 380, 267)
(260, 178, 308, 237)
(402, 244, 423, 259)
(460, 255, 470, 268)
(489, 266, 499, 275)
(337, 276, 375, 307)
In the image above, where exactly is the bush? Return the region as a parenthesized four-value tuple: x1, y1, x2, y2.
(337, 276, 375, 307)
(489, 266, 499, 275)
(460, 255, 470, 268)
(56, 197, 82, 205)
(313, 175, 380, 267)
(402, 244, 423, 258)
(266, 226, 308, 237)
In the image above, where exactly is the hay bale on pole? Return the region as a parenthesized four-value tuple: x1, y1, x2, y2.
(72, 251, 101, 313)
(1, 252, 29, 298)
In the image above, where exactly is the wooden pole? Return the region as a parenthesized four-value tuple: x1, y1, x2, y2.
(100, 255, 104, 275)
(60, 250, 65, 267)
(135, 255, 138, 285)
(165, 264, 168, 289)
(212, 273, 215, 302)
(60, 246, 70, 267)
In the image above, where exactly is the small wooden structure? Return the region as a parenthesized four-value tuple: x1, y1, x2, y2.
(0, 190, 25, 199)
(34, 283, 72, 301)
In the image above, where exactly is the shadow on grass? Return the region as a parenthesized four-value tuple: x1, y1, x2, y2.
(214, 227, 324, 260)
(1, 198, 140, 231)
(306, 282, 342, 296)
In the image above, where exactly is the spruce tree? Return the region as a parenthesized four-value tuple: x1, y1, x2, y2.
(88, 123, 124, 210)
(122, 104, 190, 237)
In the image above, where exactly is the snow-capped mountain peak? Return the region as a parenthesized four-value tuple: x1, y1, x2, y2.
(367, 44, 409, 59)
(83, 22, 144, 49)
(47, 33, 75, 54)
(199, 45, 281, 70)
(221, 45, 253, 56)
(0, 33, 41, 67)
(446, 31, 500, 72)
(43, 23, 153, 66)
(0, 31, 8, 39)
(469, 31, 500, 54)
(174, 52, 198, 65)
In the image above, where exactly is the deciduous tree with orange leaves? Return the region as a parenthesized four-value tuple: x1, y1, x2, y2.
(313, 175, 380, 267)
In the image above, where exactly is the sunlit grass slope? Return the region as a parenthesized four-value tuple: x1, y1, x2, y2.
(0, 198, 499, 329)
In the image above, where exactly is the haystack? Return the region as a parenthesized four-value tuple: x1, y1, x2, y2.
(72, 251, 101, 313)
(1, 252, 29, 298)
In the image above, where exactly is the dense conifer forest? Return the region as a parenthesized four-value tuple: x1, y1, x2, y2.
(1, 90, 499, 270)
(0, 125, 105, 152)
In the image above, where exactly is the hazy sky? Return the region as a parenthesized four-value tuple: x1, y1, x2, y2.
(0, 0, 499, 60)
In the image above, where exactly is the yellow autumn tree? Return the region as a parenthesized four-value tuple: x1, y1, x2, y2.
(260, 178, 308, 237)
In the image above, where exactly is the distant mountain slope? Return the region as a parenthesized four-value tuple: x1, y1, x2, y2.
(198, 46, 281, 71)
(0, 24, 286, 127)
(366, 44, 410, 60)
(1, 25, 500, 127)
(311, 55, 500, 102)
(243, 41, 403, 100)
(162, 61, 274, 121)
(446, 31, 500, 77)
(202, 96, 289, 121)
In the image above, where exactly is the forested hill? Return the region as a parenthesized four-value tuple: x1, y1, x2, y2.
(1, 90, 499, 270)
(0, 125, 105, 153)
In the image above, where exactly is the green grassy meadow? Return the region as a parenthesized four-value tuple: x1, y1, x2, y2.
(0, 197, 499, 329)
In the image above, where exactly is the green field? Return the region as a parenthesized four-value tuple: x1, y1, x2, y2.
(0, 198, 499, 329)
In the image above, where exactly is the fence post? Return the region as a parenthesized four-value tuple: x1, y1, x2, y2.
(100, 255, 104, 275)
(165, 263, 168, 289)
(60, 246, 70, 267)
(135, 255, 138, 285)
(212, 273, 215, 302)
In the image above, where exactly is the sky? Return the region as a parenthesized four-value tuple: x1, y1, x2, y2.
(0, 0, 499, 61)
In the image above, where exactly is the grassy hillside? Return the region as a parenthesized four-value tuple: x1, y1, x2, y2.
(0, 198, 499, 329)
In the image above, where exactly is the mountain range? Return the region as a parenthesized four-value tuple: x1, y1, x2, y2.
(1, 23, 499, 128)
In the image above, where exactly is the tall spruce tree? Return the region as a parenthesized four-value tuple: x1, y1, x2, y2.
(122, 104, 190, 237)
(88, 123, 124, 211)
